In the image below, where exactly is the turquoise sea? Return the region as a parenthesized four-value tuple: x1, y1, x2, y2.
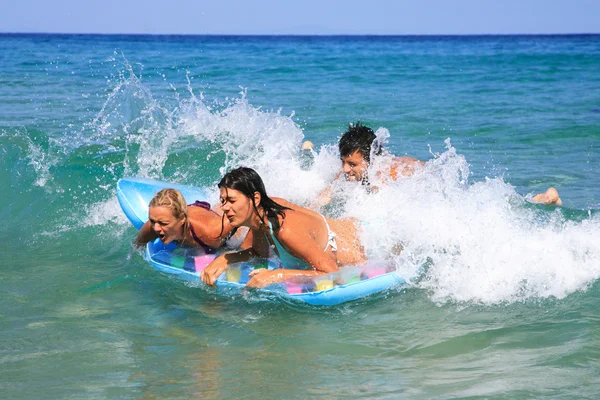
(2, 34, 600, 399)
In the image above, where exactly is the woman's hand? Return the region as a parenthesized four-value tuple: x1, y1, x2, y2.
(246, 269, 281, 288)
(200, 256, 229, 286)
(246, 269, 323, 289)
(200, 248, 258, 286)
(248, 268, 267, 278)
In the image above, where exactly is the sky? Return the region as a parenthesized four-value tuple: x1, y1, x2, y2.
(1, 0, 599, 35)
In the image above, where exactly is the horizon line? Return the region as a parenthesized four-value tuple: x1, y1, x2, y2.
(1, 32, 599, 37)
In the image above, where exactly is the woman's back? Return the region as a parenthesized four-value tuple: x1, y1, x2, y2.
(186, 205, 230, 249)
(270, 198, 364, 267)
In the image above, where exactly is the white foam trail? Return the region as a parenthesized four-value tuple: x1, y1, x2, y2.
(79, 68, 600, 305)
(26, 138, 56, 187)
(39, 196, 130, 240)
(6, 129, 60, 188)
(81, 196, 130, 228)
(78, 69, 336, 229)
(339, 139, 600, 304)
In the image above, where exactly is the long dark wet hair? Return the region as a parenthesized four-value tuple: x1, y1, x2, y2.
(218, 167, 290, 234)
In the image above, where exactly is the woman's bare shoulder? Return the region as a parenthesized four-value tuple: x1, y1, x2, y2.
(390, 156, 424, 178)
(188, 204, 220, 220)
(272, 197, 321, 219)
(271, 197, 296, 209)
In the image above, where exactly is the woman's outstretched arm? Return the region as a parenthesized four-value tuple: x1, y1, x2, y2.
(135, 221, 158, 247)
(200, 248, 260, 286)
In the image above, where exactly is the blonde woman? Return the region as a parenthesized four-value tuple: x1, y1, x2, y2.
(136, 188, 239, 253)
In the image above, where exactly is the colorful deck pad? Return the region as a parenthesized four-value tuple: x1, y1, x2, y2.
(145, 238, 406, 306)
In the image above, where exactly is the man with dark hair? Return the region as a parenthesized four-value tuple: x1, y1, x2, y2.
(337, 121, 422, 184)
(339, 122, 380, 163)
(306, 121, 561, 209)
(306, 122, 423, 208)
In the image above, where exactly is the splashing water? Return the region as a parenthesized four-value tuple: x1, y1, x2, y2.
(16, 62, 600, 306)
(338, 138, 600, 304)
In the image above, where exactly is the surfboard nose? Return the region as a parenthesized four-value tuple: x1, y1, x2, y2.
(117, 177, 212, 230)
(116, 178, 160, 229)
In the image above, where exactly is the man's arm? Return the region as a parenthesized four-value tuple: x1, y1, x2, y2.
(532, 187, 562, 206)
(390, 156, 424, 180)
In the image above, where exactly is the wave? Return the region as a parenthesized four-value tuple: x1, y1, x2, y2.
(4, 61, 599, 306)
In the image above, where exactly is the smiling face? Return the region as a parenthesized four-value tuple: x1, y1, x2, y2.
(341, 150, 369, 182)
(219, 187, 258, 228)
(148, 206, 185, 244)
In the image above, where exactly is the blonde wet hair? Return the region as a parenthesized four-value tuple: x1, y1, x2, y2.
(149, 188, 189, 241)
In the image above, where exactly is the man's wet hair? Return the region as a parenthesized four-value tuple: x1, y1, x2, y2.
(338, 121, 382, 163)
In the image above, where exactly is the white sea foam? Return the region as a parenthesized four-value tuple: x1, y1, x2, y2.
(341, 139, 600, 305)
(5, 128, 60, 188)
(79, 71, 600, 305)
(81, 197, 130, 228)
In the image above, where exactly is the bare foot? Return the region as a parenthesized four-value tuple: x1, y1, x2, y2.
(532, 187, 563, 206)
(301, 140, 314, 151)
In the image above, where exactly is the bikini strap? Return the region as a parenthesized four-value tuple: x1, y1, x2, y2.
(188, 224, 215, 254)
(188, 201, 219, 216)
(265, 220, 280, 258)
(320, 214, 337, 252)
(267, 220, 275, 235)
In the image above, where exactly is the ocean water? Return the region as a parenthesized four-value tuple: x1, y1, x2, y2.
(1, 34, 600, 399)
